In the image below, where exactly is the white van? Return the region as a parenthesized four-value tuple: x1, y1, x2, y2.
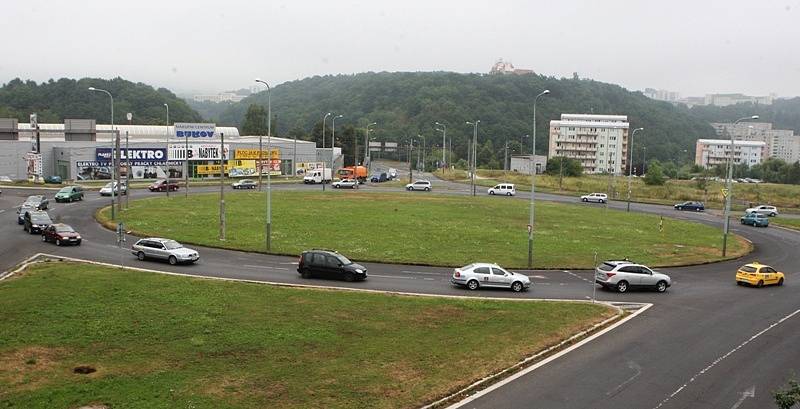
(488, 184, 516, 196)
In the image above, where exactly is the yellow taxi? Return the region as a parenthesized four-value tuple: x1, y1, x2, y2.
(736, 262, 785, 287)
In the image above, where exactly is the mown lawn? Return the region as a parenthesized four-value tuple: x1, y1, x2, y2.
(100, 191, 749, 269)
(771, 217, 800, 231)
(0, 262, 614, 409)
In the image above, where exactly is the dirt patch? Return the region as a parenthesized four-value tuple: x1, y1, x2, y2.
(203, 375, 288, 402)
(73, 365, 96, 374)
(0, 346, 69, 393)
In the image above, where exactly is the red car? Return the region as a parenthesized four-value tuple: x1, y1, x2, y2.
(149, 179, 180, 192)
(41, 223, 82, 246)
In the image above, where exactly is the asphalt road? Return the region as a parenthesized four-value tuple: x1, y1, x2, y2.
(1, 180, 798, 409)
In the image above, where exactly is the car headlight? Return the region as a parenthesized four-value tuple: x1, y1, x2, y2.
(32, 224, 39, 228)
(355, 269, 363, 274)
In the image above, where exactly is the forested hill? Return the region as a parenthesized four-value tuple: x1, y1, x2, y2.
(690, 97, 800, 133)
(219, 71, 717, 163)
(0, 77, 202, 125)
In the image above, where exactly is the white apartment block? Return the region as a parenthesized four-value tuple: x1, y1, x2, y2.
(704, 93, 776, 106)
(548, 114, 629, 174)
(695, 139, 766, 168)
(711, 122, 799, 163)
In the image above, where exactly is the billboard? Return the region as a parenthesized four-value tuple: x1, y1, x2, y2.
(174, 123, 216, 138)
(76, 160, 181, 181)
(296, 162, 325, 174)
(234, 148, 280, 160)
(25, 152, 42, 177)
(96, 148, 167, 164)
(168, 144, 230, 161)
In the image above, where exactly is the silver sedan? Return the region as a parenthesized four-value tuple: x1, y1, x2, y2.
(451, 263, 531, 292)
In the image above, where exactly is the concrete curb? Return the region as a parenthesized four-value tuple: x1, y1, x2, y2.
(0, 185, 62, 191)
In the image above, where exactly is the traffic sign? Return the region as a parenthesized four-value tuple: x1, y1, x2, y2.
(527, 224, 532, 234)
(721, 188, 729, 198)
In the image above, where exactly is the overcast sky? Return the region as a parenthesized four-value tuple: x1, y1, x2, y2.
(3, 0, 799, 97)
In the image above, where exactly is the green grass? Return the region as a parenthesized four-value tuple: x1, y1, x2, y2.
(771, 217, 800, 231)
(435, 170, 800, 211)
(0, 261, 614, 409)
(100, 191, 749, 269)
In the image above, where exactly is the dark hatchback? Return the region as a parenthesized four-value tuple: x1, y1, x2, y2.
(674, 201, 704, 211)
(297, 250, 367, 282)
(24, 211, 53, 234)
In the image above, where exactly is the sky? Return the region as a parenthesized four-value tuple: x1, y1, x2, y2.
(2, 0, 799, 97)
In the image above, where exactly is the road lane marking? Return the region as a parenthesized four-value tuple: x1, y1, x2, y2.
(730, 386, 755, 409)
(651, 308, 800, 409)
(370, 274, 415, 280)
(566, 271, 593, 284)
(243, 264, 288, 271)
(401, 270, 442, 275)
(606, 360, 642, 397)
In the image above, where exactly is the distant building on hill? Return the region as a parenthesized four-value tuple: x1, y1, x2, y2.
(703, 93, 776, 107)
(711, 122, 799, 164)
(489, 59, 534, 75)
(548, 114, 630, 175)
(695, 139, 766, 168)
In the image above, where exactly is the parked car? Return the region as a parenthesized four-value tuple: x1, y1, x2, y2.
(674, 201, 704, 211)
(406, 180, 432, 191)
(17, 204, 37, 225)
(488, 183, 516, 196)
(148, 179, 180, 192)
(370, 172, 388, 183)
(131, 238, 199, 265)
(44, 175, 62, 184)
(595, 260, 671, 293)
(451, 263, 531, 292)
(580, 192, 607, 203)
(100, 181, 127, 196)
(332, 178, 358, 189)
(23, 210, 53, 234)
(41, 223, 82, 246)
(387, 168, 398, 180)
(297, 250, 367, 282)
(745, 205, 778, 217)
(736, 262, 784, 287)
(23, 195, 49, 210)
(741, 212, 769, 227)
(55, 185, 85, 202)
(232, 179, 258, 189)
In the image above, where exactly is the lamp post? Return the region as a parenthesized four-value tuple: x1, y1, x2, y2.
(528, 89, 549, 268)
(125, 112, 132, 210)
(88, 86, 117, 220)
(255, 79, 273, 252)
(365, 121, 376, 170)
(321, 112, 331, 191)
(163, 103, 170, 198)
(626, 127, 644, 212)
(722, 115, 759, 256)
(417, 134, 426, 173)
(465, 121, 480, 196)
(435, 122, 447, 171)
(331, 114, 343, 184)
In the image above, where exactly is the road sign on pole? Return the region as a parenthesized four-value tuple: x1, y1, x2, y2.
(721, 188, 729, 198)
(527, 224, 532, 234)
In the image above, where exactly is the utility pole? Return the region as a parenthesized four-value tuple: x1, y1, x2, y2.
(125, 112, 131, 210)
(184, 122, 189, 198)
(529, 89, 549, 268)
(322, 112, 331, 191)
(466, 121, 480, 196)
(219, 132, 226, 241)
(115, 128, 122, 216)
(409, 139, 414, 183)
(723, 115, 759, 256)
(626, 128, 644, 212)
(164, 104, 170, 198)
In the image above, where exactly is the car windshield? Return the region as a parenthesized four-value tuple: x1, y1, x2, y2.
(334, 254, 352, 265)
(740, 266, 757, 273)
(58, 187, 72, 193)
(598, 263, 615, 271)
(56, 226, 75, 233)
(103, 182, 114, 188)
(163, 240, 183, 250)
(31, 214, 51, 224)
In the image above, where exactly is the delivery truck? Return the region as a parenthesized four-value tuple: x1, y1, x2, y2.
(337, 166, 368, 183)
(303, 168, 332, 184)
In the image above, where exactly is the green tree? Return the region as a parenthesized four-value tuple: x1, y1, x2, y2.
(545, 156, 583, 177)
(644, 160, 666, 185)
(774, 377, 800, 409)
(241, 104, 268, 135)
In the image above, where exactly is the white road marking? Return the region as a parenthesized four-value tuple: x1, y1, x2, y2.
(0, 209, 5, 214)
(729, 385, 755, 409)
(369, 274, 415, 280)
(606, 360, 642, 397)
(652, 308, 800, 409)
(566, 271, 593, 284)
(401, 270, 442, 276)
(529, 275, 548, 279)
(279, 262, 298, 265)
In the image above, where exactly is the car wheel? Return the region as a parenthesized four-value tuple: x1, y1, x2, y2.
(300, 270, 312, 279)
(407, 187, 413, 191)
(770, 212, 776, 217)
(506, 192, 512, 196)
(736, 281, 742, 286)
(424, 187, 430, 191)
(137, 251, 146, 261)
(756, 280, 764, 288)
(777, 278, 784, 286)
(489, 191, 495, 195)
(600, 199, 606, 204)
(582, 198, 588, 202)
(656, 280, 667, 293)
(467, 280, 479, 291)
(511, 281, 523, 292)
(616, 280, 629, 293)
(41, 235, 47, 242)
(344, 272, 355, 282)
(56, 239, 62, 246)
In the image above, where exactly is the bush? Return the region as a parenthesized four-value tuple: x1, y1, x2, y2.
(546, 156, 583, 177)
(644, 161, 666, 186)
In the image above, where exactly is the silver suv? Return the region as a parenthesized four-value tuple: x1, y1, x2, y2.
(451, 263, 531, 292)
(595, 260, 671, 293)
(131, 238, 199, 265)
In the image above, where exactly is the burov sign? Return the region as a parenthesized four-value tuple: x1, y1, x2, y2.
(174, 123, 216, 138)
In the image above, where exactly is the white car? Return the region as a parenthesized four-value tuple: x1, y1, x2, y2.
(595, 260, 671, 293)
(581, 192, 607, 203)
(451, 263, 531, 292)
(488, 183, 516, 196)
(746, 205, 778, 217)
(332, 179, 358, 189)
(406, 180, 432, 191)
(100, 181, 127, 196)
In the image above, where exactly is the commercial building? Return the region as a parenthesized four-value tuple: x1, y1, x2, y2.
(703, 93, 776, 107)
(0, 120, 328, 181)
(711, 122, 799, 163)
(695, 139, 766, 168)
(509, 155, 548, 175)
(548, 114, 630, 174)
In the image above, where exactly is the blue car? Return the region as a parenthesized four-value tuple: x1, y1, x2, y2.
(674, 201, 704, 211)
(741, 212, 769, 227)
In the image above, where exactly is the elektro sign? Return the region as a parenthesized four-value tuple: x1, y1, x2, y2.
(96, 148, 167, 162)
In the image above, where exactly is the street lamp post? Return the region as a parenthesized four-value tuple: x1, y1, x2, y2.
(528, 89, 549, 268)
(331, 114, 343, 184)
(255, 79, 273, 252)
(88, 87, 116, 220)
(125, 112, 132, 210)
(722, 115, 759, 256)
(465, 121, 480, 196)
(417, 134, 426, 173)
(163, 103, 170, 198)
(321, 112, 331, 191)
(365, 121, 376, 170)
(435, 122, 447, 171)
(626, 127, 644, 212)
